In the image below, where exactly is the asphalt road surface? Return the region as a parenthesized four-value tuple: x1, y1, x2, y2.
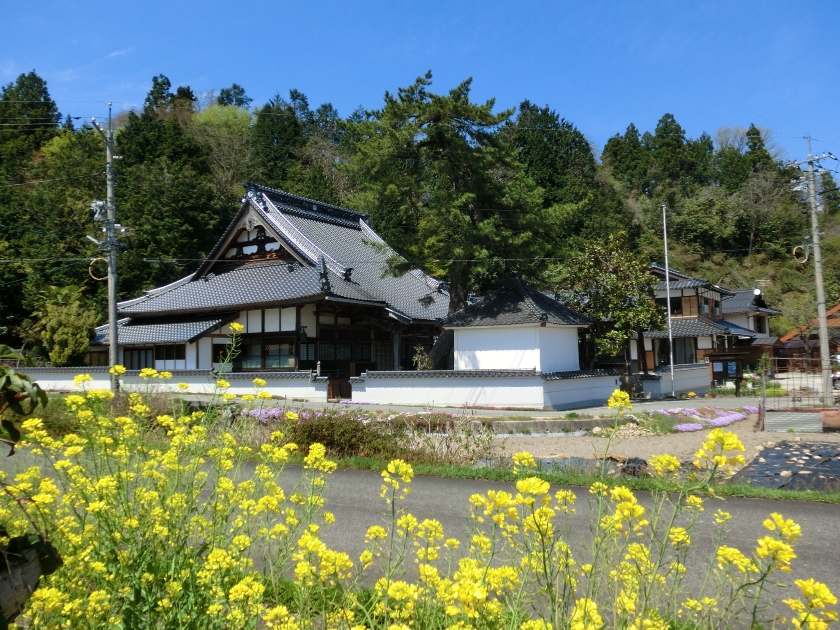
(302, 466, 840, 600)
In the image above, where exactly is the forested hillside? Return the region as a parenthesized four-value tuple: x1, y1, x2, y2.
(1, 70, 837, 363)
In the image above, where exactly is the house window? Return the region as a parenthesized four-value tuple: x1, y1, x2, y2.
(353, 343, 371, 361)
(233, 335, 296, 370)
(124, 348, 154, 370)
(85, 350, 109, 366)
(154, 344, 186, 361)
(656, 338, 696, 366)
(655, 298, 682, 315)
(300, 343, 316, 361)
(319, 343, 335, 360)
(755, 316, 766, 334)
(336, 343, 352, 361)
(213, 343, 231, 363)
(264, 338, 295, 368)
(239, 338, 263, 369)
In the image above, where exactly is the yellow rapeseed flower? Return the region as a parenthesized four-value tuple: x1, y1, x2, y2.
(216, 379, 230, 389)
(108, 364, 126, 375)
(139, 367, 158, 379)
(252, 377, 267, 388)
(229, 321, 245, 333)
(73, 374, 94, 386)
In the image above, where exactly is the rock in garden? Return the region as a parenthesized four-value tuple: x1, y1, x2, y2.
(780, 470, 793, 477)
(591, 427, 604, 435)
(758, 458, 766, 463)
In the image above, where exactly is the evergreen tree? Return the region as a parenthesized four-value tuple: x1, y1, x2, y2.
(344, 72, 544, 312)
(602, 123, 651, 194)
(116, 77, 219, 298)
(745, 124, 775, 172)
(217, 83, 252, 108)
(247, 94, 306, 190)
(0, 71, 63, 344)
(821, 171, 840, 215)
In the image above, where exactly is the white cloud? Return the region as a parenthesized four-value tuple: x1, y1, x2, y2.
(108, 48, 133, 58)
(1, 60, 15, 77)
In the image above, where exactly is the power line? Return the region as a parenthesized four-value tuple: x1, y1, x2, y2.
(0, 173, 103, 188)
(0, 260, 89, 287)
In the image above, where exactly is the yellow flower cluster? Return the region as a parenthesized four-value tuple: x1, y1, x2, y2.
(6, 376, 834, 630)
(693, 428, 746, 474)
(607, 388, 632, 415)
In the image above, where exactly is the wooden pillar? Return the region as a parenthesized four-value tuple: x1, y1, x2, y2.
(393, 330, 401, 371)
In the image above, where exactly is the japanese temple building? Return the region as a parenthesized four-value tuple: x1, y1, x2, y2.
(88, 183, 449, 396)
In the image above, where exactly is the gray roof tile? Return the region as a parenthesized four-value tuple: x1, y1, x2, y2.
(722, 289, 782, 315)
(443, 275, 591, 328)
(645, 317, 755, 339)
(93, 315, 233, 345)
(118, 184, 449, 323)
(650, 263, 734, 296)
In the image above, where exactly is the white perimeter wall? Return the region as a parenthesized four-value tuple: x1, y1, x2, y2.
(642, 365, 711, 397)
(351, 374, 620, 410)
(453, 325, 579, 372)
(543, 375, 620, 410)
(26, 370, 328, 401)
(353, 376, 545, 408)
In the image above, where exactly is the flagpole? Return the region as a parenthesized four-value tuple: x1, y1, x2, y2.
(662, 204, 676, 398)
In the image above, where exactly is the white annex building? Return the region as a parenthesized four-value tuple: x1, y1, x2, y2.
(351, 274, 621, 409)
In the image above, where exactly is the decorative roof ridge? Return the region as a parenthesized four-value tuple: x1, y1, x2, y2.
(260, 194, 346, 276)
(245, 182, 368, 221)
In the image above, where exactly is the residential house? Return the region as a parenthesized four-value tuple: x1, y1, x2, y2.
(721, 288, 782, 364)
(630, 264, 756, 371)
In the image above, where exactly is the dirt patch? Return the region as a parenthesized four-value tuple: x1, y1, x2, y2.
(494, 416, 840, 462)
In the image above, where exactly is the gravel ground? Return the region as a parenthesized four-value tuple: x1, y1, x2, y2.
(495, 415, 840, 462)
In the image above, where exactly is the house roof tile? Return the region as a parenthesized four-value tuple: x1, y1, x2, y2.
(117, 184, 449, 323)
(93, 314, 234, 345)
(645, 317, 755, 339)
(442, 275, 591, 328)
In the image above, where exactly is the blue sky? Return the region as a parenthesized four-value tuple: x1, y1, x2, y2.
(3, 1, 839, 160)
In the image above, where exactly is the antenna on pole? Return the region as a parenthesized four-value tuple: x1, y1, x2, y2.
(662, 204, 676, 398)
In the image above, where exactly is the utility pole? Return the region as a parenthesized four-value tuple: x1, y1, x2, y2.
(662, 204, 676, 398)
(793, 137, 837, 405)
(91, 104, 120, 393)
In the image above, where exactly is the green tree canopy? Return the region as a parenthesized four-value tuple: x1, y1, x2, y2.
(344, 72, 544, 312)
(554, 233, 663, 365)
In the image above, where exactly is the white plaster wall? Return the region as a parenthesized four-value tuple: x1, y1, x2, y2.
(28, 369, 328, 401)
(300, 304, 317, 334)
(351, 376, 545, 408)
(724, 315, 750, 330)
(186, 342, 197, 369)
(247, 310, 262, 333)
(281, 307, 297, 331)
(642, 365, 711, 397)
(697, 336, 714, 350)
(537, 327, 580, 372)
(198, 338, 212, 369)
(265, 308, 280, 332)
(543, 375, 621, 410)
(454, 326, 538, 370)
(221, 312, 247, 334)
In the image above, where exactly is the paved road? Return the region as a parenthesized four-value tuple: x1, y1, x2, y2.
(307, 466, 840, 599)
